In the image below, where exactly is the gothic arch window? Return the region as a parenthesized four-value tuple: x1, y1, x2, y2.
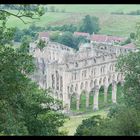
(41, 58, 45, 74)
(108, 76, 111, 83)
(56, 71, 59, 90)
(94, 68, 96, 75)
(84, 70, 87, 78)
(85, 81, 88, 88)
(75, 84, 78, 91)
(90, 80, 93, 88)
(103, 77, 106, 84)
(94, 58, 96, 63)
(113, 74, 115, 80)
(102, 56, 105, 61)
(91, 68, 93, 76)
(75, 62, 78, 67)
(117, 74, 119, 81)
(80, 82, 83, 89)
(94, 79, 97, 86)
(60, 93, 63, 100)
(67, 86, 70, 93)
(70, 85, 74, 92)
(60, 76, 63, 91)
(52, 74, 55, 89)
(84, 60, 87, 66)
(110, 64, 112, 71)
(66, 64, 69, 69)
(101, 66, 104, 74)
(74, 72, 77, 80)
(100, 67, 102, 74)
(99, 78, 102, 85)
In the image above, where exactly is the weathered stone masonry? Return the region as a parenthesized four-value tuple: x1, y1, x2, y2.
(29, 40, 137, 112)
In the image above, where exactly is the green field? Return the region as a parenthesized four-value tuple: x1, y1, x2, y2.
(60, 108, 108, 135)
(5, 4, 140, 37)
(48, 4, 140, 14)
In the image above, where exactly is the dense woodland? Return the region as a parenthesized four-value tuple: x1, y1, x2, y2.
(0, 5, 140, 136)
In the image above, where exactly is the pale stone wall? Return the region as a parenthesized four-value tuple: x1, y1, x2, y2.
(29, 40, 136, 112)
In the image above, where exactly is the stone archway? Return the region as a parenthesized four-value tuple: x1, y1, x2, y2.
(98, 85, 105, 109)
(116, 82, 123, 103)
(107, 84, 112, 104)
(80, 90, 87, 111)
(89, 89, 94, 110)
(70, 92, 77, 111)
(90, 80, 94, 89)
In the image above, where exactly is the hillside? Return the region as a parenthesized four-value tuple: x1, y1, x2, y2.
(6, 4, 140, 37)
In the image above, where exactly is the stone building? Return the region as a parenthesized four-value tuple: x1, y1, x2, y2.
(29, 37, 137, 112)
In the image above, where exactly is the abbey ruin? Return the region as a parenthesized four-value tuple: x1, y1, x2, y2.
(29, 32, 137, 112)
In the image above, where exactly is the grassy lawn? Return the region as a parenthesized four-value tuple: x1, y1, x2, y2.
(60, 108, 108, 135)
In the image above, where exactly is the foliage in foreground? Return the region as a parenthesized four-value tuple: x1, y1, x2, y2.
(0, 45, 66, 135)
(75, 24, 140, 135)
(0, 5, 66, 136)
(75, 106, 140, 136)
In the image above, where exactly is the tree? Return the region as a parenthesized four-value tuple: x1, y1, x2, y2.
(130, 32, 135, 39)
(18, 35, 32, 53)
(79, 15, 100, 34)
(0, 5, 66, 135)
(75, 115, 102, 136)
(49, 31, 60, 42)
(61, 9, 66, 13)
(112, 107, 140, 136)
(37, 39, 46, 50)
(58, 32, 76, 48)
(121, 37, 131, 45)
(49, 6, 55, 12)
(116, 51, 140, 111)
(75, 106, 140, 136)
(135, 22, 140, 48)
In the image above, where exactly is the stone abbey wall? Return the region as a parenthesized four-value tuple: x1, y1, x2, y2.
(29, 40, 137, 112)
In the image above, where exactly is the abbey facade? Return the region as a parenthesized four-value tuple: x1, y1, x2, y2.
(29, 34, 137, 112)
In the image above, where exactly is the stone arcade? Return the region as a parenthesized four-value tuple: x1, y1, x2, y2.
(29, 39, 137, 112)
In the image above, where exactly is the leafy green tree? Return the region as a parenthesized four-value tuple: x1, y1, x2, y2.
(0, 5, 66, 136)
(130, 32, 135, 39)
(121, 38, 131, 45)
(112, 107, 140, 136)
(17, 35, 32, 53)
(117, 51, 140, 111)
(79, 15, 100, 34)
(135, 22, 140, 48)
(50, 31, 60, 42)
(37, 39, 46, 50)
(58, 32, 75, 48)
(75, 115, 102, 136)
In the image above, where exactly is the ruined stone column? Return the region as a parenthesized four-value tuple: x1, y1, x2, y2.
(86, 92, 89, 108)
(76, 94, 80, 110)
(112, 80, 117, 103)
(104, 86, 108, 103)
(93, 86, 99, 111)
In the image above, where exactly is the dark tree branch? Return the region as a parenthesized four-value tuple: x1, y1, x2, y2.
(0, 9, 40, 24)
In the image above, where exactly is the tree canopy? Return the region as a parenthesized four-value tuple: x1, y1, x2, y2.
(79, 15, 100, 34)
(0, 5, 66, 136)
